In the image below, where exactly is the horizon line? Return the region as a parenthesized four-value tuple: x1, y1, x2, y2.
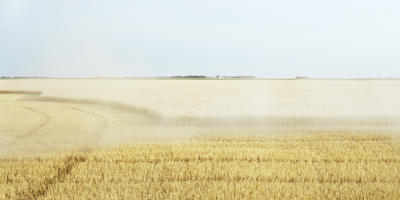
(1, 76, 400, 80)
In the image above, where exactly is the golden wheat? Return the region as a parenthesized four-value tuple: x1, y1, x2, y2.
(1, 134, 400, 199)
(1, 80, 400, 200)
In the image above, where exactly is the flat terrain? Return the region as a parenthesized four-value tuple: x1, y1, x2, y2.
(1, 79, 400, 199)
(2, 133, 400, 199)
(2, 79, 400, 118)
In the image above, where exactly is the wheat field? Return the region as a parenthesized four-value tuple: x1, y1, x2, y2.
(1, 79, 400, 199)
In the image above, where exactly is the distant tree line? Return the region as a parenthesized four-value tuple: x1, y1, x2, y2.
(169, 75, 256, 79)
(169, 75, 208, 79)
(216, 75, 256, 79)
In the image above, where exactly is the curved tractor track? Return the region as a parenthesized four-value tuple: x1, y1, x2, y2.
(15, 106, 52, 138)
(0, 91, 164, 157)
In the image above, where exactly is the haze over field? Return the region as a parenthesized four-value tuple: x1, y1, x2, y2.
(2, 0, 400, 199)
(1, 81, 400, 199)
(1, 79, 400, 157)
(1, 79, 400, 118)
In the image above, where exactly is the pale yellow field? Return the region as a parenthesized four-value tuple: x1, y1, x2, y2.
(1, 79, 400, 199)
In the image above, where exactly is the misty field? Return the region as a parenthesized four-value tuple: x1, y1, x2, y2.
(1, 79, 400, 199)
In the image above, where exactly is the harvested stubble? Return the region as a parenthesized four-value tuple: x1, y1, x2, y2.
(1, 133, 400, 200)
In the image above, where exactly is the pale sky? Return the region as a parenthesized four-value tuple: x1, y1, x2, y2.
(1, 0, 399, 78)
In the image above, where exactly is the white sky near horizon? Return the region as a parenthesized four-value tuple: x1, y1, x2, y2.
(0, 0, 399, 78)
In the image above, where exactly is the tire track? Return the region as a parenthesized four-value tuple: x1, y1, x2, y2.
(29, 105, 108, 199)
(15, 105, 107, 200)
(16, 154, 88, 200)
(60, 105, 109, 141)
(15, 106, 52, 138)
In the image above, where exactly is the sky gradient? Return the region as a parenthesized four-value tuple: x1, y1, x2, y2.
(1, 0, 400, 78)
